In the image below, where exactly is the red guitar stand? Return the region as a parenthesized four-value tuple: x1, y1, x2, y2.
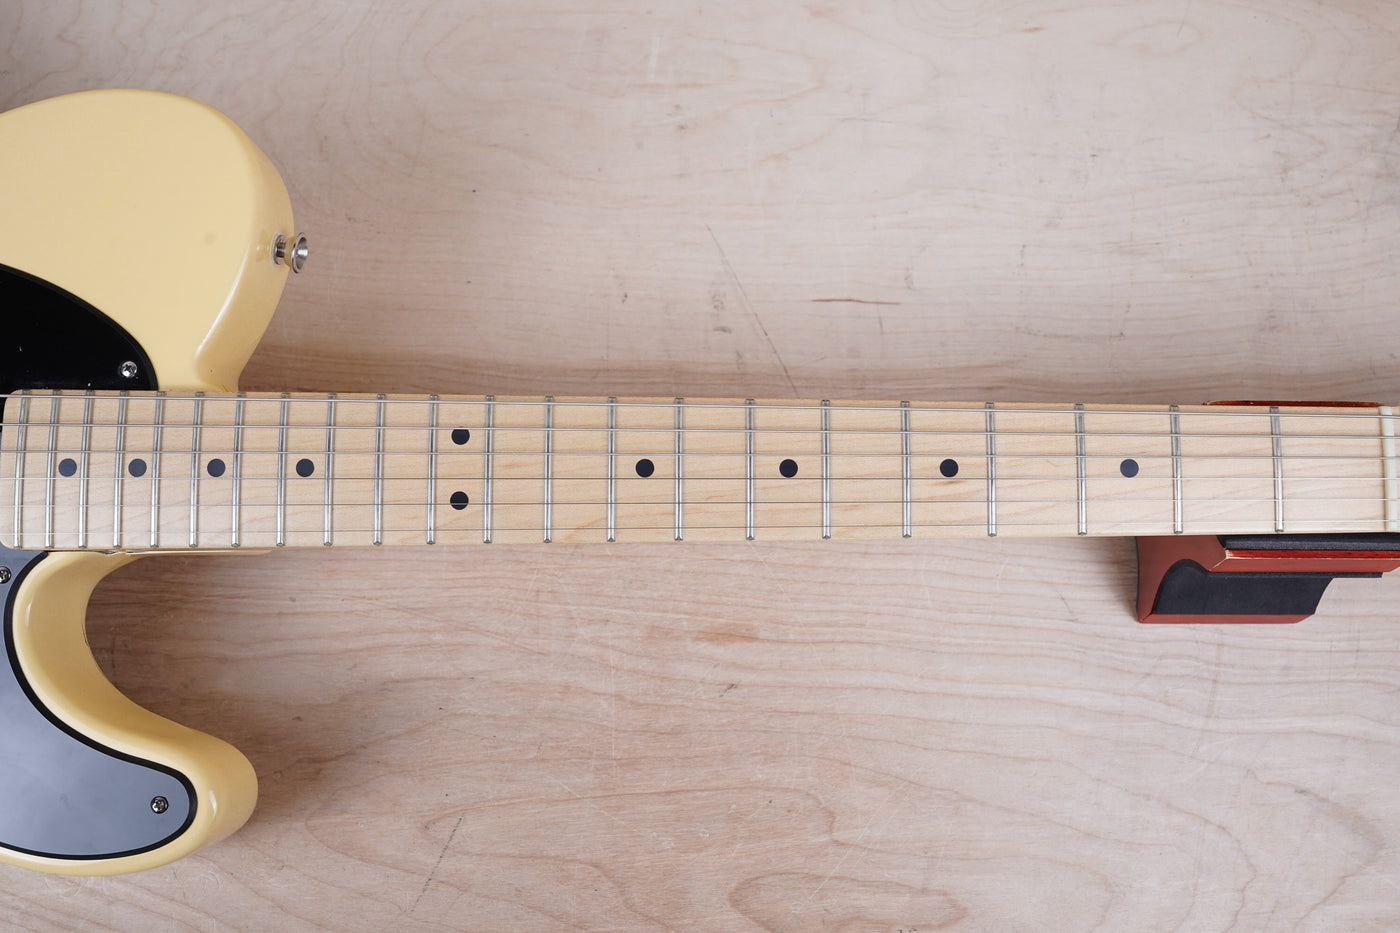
(1137, 534, 1400, 623)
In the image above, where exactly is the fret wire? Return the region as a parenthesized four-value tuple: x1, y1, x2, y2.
(820, 400, 831, 539)
(79, 391, 93, 549)
(149, 392, 165, 549)
(1271, 405, 1284, 533)
(745, 398, 756, 541)
(44, 390, 59, 549)
(674, 398, 684, 541)
(900, 401, 912, 538)
(12, 390, 29, 546)
(985, 402, 997, 537)
(543, 396, 554, 543)
(373, 395, 386, 546)
(606, 398, 617, 542)
(113, 392, 128, 548)
(189, 392, 204, 548)
(325, 394, 338, 546)
(425, 395, 437, 545)
(276, 393, 289, 548)
(231, 394, 245, 548)
(482, 395, 494, 543)
(1074, 403, 1086, 536)
(1382, 406, 1398, 532)
(1170, 405, 1182, 534)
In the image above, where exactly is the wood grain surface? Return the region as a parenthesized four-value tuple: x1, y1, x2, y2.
(6, 1, 1400, 929)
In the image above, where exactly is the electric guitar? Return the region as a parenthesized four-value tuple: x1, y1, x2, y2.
(2, 89, 1397, 875)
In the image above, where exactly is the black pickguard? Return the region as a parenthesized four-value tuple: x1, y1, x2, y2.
(0, 263, 156, 394)
(0, 263, 196, 860)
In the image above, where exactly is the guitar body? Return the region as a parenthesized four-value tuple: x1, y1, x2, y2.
(0, 90, 294, 873)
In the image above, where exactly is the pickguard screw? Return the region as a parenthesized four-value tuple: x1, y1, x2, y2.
(119, 361, 138, 379)
(0, 568, 9, 585)
(150, 796, 169, 814)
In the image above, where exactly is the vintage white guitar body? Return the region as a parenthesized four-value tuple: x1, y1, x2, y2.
(0, 90, 296, 873)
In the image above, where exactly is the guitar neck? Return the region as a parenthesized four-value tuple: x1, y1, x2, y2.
(2, 390, 1396, 551)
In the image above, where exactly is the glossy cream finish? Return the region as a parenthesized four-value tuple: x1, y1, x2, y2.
(0, 89, 292, 391)
(0, 89, 289, 873)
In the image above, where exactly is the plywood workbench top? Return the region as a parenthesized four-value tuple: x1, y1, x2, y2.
(5, 2, 1400, 929)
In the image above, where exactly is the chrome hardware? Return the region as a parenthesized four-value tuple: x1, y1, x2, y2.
(119, 361, 138, 379)
(0, 567, 9, 585)
(150, 796, 169, 814)
(272, 232, 309, 273)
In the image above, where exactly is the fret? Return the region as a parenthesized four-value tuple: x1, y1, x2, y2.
(424, 395, 436, 545)
(482, 396, 494, 543)
(276, 394, 289, 547)
(189, 393, 204, 548)
(606, 398, 617, 542)
(985, 402, 997, 537)
(373, 395, 386, 546)
(821, 401, 905, 539)
(1382, 406, 1398, 531)
(1176, 405, 1277, 533)
(11, 391, 28, 546)
(79, 390, 93, 549)
(820, 400, 831, 539)
(488, 397, 555, 543)
(1270, 406, 1383, 533)
(673, 398, 684, 542)
(1170, 405, 1182, 533)
(149, 392, 165, 549)
(542, 396, 554, 543)
(994, 404, 1090, 537)
(1270, 405, 1284, 533)
(325, 394, 337, 546)
(1074, 403, 1087, 536)
(113, 392, 128, 548)
(900, 401, 912, 538)
(44, 390, 59, 549)
(745, 399, 756, 541)
(231, 394, 245, 548)
(545, 399, 606, 542)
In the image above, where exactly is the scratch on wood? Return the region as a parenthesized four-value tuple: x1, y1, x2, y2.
(412, 814, 465, 912)
(706, 224, 797, 393)
(809, 298, 902, 306)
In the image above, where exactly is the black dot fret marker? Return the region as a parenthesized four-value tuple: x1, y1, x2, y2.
(451, 428, 471, 445)
(207, 459, 226, 478)
(939, 458, 959, 478)
(296, 458, 315, 478)
(1120, 458, 1140, 478)
(635, 458, 655, 478)
(779, 458, 798, 478)
(128, 458, 147, 478)
(58, 458, 77, 478)
(449, 491, 470, 510)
